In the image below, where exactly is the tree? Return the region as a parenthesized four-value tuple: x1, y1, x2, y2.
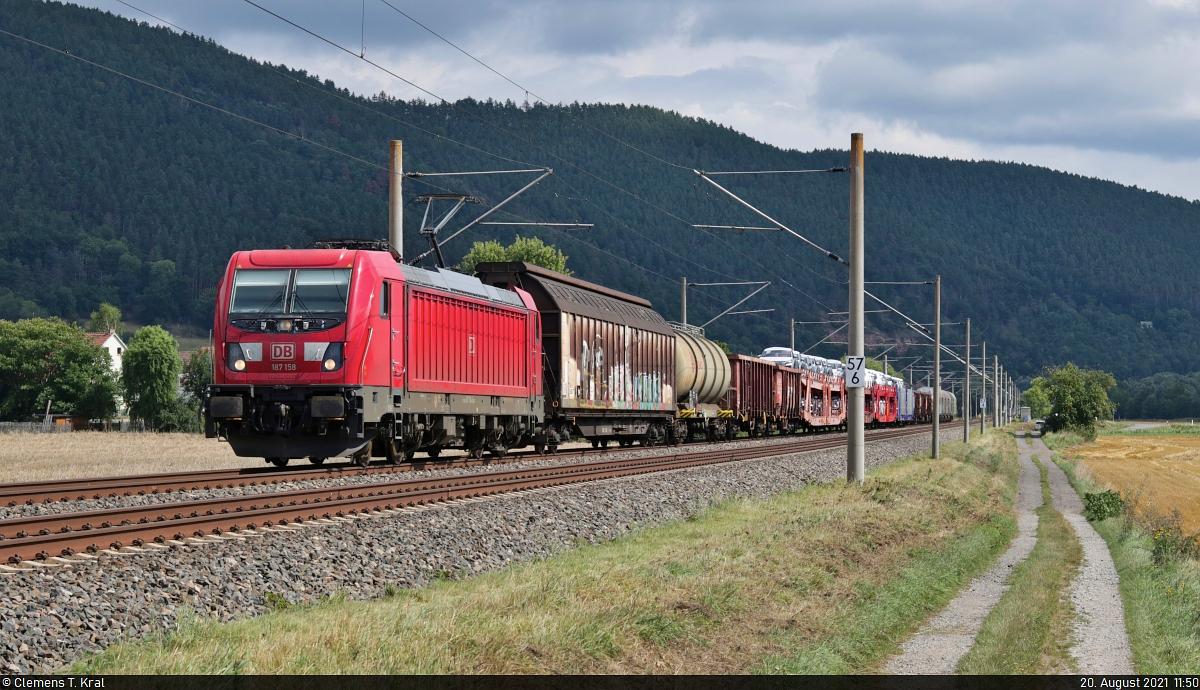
(0, 318, 119, 420)
(458, 236, 571, 275)
(181, 347, 212, 402)
(141, 260, 192, 324)
(89, 302, 123, 334)
(1021, 377, 1052, 419)
(1043, 362, 1116, 438)
(457, 240, 507, 275)
(0, 288, 45, 321)
(122, 325, 182, 429)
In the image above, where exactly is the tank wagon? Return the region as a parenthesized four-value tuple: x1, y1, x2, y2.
(204, 244, 543, 466)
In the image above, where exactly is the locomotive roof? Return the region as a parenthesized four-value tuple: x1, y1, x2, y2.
(398, 263, 526, 309)
(473, 262, 672, 335)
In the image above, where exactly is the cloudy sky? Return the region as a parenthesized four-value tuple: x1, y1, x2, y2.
(76, 0, 1200, 200)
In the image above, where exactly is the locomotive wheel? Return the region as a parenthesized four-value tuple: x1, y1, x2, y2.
(267, 457, 288, 468)
(547, 444, 559, 454)
(308, 457, 326, 466)
(425, 448, 441, 458)
(591, 440, 599, 449)
(352, 447, 371, 468)
(534, 442, 547, 455)
(384, 440, 408, 465)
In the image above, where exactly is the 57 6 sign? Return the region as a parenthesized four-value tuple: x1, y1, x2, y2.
(844, 356, 867, 388)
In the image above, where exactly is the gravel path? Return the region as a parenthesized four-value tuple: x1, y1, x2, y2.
(1124, 422, 1167, 431)
(886, 433, 1042, 674)
(0, 430, 956, 674)
(1034, 435, 1134, 674)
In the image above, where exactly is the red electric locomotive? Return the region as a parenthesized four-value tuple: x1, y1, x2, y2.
(204, 241, 544, 466)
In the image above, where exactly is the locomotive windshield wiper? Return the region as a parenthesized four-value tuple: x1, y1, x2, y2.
(251, 291, 286, 324)
(290, 292, 318, 320)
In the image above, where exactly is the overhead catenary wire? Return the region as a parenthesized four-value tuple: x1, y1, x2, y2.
(486, 207, 783, 330)
(374, 0, 700, 173)
(701, 168, 847, 175)
(803, 323, 848, 354)
(111, 0, 541, 169)
(37, 0, 912, 359)
(549, 175, 839, 314)
(103, 0, 855, 334)
(241, 0, 717, 243)
(695, 171, 847, 265)
(0, 26, 389, 175)
(245, 0, 846, 318)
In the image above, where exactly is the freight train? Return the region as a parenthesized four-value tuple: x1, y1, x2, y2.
(203, 242, 953, 466)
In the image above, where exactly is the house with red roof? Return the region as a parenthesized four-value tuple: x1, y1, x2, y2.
(86, 330, 127, 375)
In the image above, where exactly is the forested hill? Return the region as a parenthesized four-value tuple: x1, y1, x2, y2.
(3, 0, 1200, 382)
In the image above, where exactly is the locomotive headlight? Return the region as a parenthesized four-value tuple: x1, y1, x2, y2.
(321, 342, 344, 372)
(226, 342, 261, 371)
(226, 343, 245, 371)
(278, 319, 293, 332)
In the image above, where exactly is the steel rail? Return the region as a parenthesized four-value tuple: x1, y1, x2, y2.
(0, 424, 957, 564)
(0, 449, 595, 507)
(0, 423, 881, 506)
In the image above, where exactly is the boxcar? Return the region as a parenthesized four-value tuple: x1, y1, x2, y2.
(475, 261, 676, 448)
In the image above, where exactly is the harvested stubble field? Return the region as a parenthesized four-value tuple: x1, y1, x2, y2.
(1067, 435, 1200, 532)
(0, 431, 248, 482)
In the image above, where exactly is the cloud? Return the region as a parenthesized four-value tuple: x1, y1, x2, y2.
(73, 0, 1200, 199)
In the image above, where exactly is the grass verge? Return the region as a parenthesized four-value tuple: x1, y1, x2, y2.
(957, 455, 1082, 674)
(1105, 424, 1200, 437)
(1042, 430, 1090, 451)
(71, 431, 1019, 675)
(1055, 456, 1200, 673)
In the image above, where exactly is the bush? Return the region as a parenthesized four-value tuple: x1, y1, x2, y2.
(156, 397, 201, 433)
(1082, 490, 1125, 521)
(1149, 515, 1200, 566)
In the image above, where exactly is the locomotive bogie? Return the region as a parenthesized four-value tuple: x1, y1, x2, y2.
(372, 410, 543, 460)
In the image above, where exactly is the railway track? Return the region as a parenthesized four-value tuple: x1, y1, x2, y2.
(0, 423, 960, 565)
(0, 425, 878, 507)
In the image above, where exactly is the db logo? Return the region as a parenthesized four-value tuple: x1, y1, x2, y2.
(271, 343, 295, 360)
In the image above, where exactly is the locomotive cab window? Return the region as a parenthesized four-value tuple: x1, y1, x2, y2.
(229, 269, 291, 314)
(229, 268, 352, 316)
(291, 269, 352, 313)
(380, 281, 390, 317)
